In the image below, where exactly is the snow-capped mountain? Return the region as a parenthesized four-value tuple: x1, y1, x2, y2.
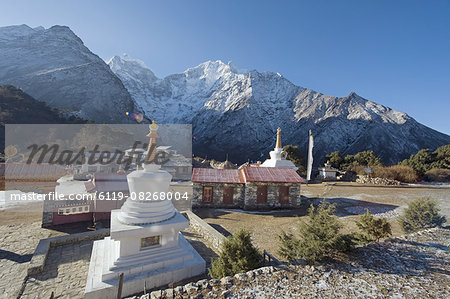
(0, 23, 447, 164)
(108, 55, 450, 164)
(0, 25, 134, 123)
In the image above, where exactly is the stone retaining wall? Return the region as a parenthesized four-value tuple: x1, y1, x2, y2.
(27, 228, 109, 275)
(183, 210, 226, 252)
(356, 175, 401, 185)
(138, 266, 278, 299)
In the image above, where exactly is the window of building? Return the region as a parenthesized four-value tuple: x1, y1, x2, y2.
(278, 186, 290, 204)
(202, 186, 213, 203)
(59, 205, 89, 215)
(140, 236, 161, 249)
(256, 185, 268, 204)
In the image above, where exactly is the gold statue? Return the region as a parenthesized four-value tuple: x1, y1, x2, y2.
(275, 127, 282, 149)
(145, 120, 160, 164)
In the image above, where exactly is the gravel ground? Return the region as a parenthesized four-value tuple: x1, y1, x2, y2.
(197, 183, 450, 261)
(138, 227, 450, 299)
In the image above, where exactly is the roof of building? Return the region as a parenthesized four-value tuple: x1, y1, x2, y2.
(209, 159, 237, 169)
(2, 163, 67, 180)
(94, 173, 128, 181)
(156, 145, 172, 151)
(91, 180, 129, 193)
(191, 166, 304, 184)
(241, 166, 304, 183)
(91, 173, 129, 192)
(162, 155, 191, 167)
(55, 176, 90, 195)
(191, 168, 245, 184)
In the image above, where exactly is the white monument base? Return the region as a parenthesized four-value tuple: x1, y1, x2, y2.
(85, 210, 205, 299)
(85, 126, 205, 298)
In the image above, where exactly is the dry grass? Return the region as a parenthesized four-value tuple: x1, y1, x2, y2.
(197, 182, 450, 261)
(372, 165, 419, 183)
(424, 168, 450, 182)
(195, 208, 404, 262)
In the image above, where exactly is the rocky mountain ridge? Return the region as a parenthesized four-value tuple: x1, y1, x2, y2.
(0, 85, 86, 152)
(0, 24, 448, 164)
(108, 55, 450, 164)
(0, 25, 134, 123)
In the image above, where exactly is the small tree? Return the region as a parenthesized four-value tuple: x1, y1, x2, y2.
(432, 144, 450, 169)
(209, 229, 262, 279)
(355, 209, 392, 243)
(353, 150, 383, 167)
(400, 149, 435, 175)
(398, 198, 446, 233)
(283, 145, 306, 176)
(279, 202, 345, 264)
(277, 231, 301, 263)
(341, 154, 355, 171)
(325, 151, 344, 170)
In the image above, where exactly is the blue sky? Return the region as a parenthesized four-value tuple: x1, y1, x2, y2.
(1, 0, 449, 134)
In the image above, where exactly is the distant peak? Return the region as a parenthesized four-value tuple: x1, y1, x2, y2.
(0, 24, 36, 39)
(48, 25, 77, 35)
(107, 54, 158, 81)
(187, 59, 247, 75)
(0, 24, 79, 40)
(227, 61, 248, 74)
(1, 24, 32, 30)
(108, 54, 151, 70)
(198, 60, 227, 68)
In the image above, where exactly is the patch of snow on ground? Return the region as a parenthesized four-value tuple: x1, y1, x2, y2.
(215, 209, 295, 215)
(344, 206, 401, 219)
(0, 190, 43, 210)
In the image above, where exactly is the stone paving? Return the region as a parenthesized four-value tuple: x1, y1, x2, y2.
(21, 240, 93, 299)
(0, 222, 60, 299)
(0, 219, 218, 299)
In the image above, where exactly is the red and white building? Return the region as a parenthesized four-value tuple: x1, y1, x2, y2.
(191, 127, 304, 209)
(191, 166, 303, 209)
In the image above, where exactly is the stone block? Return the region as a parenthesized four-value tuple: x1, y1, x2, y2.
(209, 279, 220, 286)
(163, 288, 174, 298)
(184, 282, 199, 293)
(150, 290, 162, 299)
(220, 276, 233, 285)
(234, 273, 247, 281)
(197, 279, 210, 289)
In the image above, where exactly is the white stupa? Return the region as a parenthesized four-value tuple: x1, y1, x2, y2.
(261, 127, 298, 170)
(85, 121, 205, 299)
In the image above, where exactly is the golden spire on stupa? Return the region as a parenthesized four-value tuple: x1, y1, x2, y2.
(145, 120, 160, 164)
(275, 127, 282, 149)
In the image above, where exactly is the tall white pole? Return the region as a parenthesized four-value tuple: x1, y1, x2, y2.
(306, 130, 314, 182)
